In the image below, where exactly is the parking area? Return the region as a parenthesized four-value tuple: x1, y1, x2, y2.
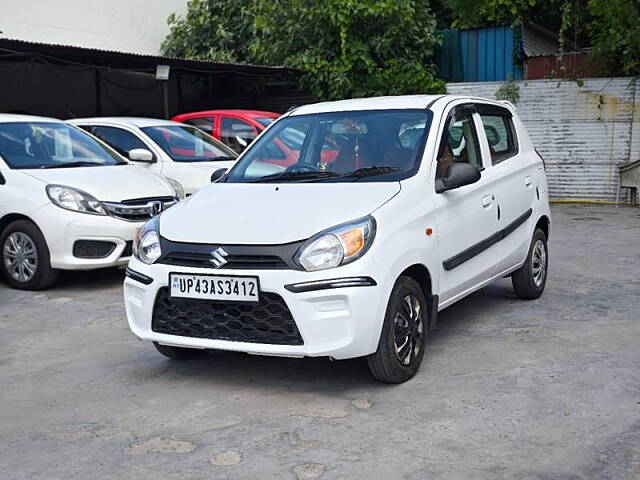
(1, 203, 639, 479)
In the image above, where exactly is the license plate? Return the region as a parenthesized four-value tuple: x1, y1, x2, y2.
(169, 273, 260, 302)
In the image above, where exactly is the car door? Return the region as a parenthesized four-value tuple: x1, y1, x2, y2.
(475, 103, 538, 273)
(433, 103, 499, 306)
(220, 116, 258, 153)
(88, 125, 162, 174)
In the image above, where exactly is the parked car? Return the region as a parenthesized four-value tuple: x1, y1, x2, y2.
(125, 95, 551, 383)
(172, 109, 280, 153)
(68, 118, 237, 195)
(0, 115, 184, 290)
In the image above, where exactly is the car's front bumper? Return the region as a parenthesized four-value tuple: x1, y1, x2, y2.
(33, 204, 143, 270)
(123, 257, 390, 360)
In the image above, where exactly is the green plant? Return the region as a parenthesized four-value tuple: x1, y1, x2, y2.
(495, 78, 520, 104)
(251, 0, 445, 100)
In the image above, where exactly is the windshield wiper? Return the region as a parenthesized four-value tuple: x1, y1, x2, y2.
(341, 166, 400, 179)
(250, 170, 339, 183)
(41, 161, 104, 169)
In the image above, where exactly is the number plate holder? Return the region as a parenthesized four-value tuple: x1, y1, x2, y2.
(169, 272, 260, 303)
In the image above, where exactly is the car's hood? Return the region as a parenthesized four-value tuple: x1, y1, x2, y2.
(23, 165, 173, 202)
(160, 182, 401, 244)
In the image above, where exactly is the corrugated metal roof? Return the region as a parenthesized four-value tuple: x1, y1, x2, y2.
(0, 38, 296, 75)
(521, 23, 580, 58)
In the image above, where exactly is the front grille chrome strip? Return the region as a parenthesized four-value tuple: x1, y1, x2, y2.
(102, 198, 177, 222)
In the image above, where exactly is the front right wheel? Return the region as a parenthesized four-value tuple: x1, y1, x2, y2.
(367, 276, 428, 383)
(511, 228, 548, 300)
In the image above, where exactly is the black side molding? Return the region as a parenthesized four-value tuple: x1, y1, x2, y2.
(284, 276, 376, 293)
(125, 267, 153, 285)
(443, 208, 533, 271)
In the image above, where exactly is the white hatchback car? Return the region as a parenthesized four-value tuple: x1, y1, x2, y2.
(0, 115, 183, 290)
(124, 95, 551, 383)
(68, 118, 238, 195)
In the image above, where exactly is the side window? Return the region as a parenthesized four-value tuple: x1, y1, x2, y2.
(184, 116, 215, 135)
(221, 117, 257, 153)
(90, 126, 149, 158)
(479, 114, 518, 164)
(436, 108, 482, 178)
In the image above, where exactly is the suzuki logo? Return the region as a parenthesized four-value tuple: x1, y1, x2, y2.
(209, 247, 229, 268)
(148, 201, 164, 216)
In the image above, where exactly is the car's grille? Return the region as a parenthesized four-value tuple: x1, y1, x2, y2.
(162, 252, 288, 269)
(73, 240, 116, 259)
(102, 196, 177, 222)
(157, 238, 303, 270)
(151, 288, 304, 345)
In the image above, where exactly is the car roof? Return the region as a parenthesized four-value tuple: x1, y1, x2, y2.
(0, 114, 63, 124)
(68, 117, 185, 128)
(175, 109, 280, 118)
(289, 94, 509, 116)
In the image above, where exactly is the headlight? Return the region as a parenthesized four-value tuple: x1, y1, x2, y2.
(296, 216, 376, 271)
(166, 177, 185, 201)
(132, 216, 161, 264)
(46, 184, 106, 215)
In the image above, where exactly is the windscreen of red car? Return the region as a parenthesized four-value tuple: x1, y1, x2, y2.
(141, 126, 237, 162)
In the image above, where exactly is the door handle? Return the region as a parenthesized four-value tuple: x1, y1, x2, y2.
(482, 195, 493, 208)
(525, 176, 533, 187)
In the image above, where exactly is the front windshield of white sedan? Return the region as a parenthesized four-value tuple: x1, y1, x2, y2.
(225, 109, 433, 183)
(0, 122, 125, 169)
(142, 125, 237, 163)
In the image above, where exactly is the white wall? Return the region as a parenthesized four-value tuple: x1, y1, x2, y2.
(448, 78, 640, 203)
(0, 0, 188, 55)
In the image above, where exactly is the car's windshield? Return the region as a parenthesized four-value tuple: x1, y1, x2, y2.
(141, 125, 237, 162)
(225, 109, 432, 183)
(255, 117, 277, 128)
(0, 122, 125, 169)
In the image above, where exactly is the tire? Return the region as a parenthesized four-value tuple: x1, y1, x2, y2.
(0, 220, 58, 290)
(512, 228, 548, 300)
(367, 276, 428, 383)
(153, 342, 204, 360)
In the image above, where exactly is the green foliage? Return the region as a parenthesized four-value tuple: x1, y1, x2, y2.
(495, 78, 520, 104)
(444, 0, 537, 28)
(251, 0, 445, 100)
(161, 0, 255, 63)
(162, 0, 445, 101)
(587, 0, 640, 76)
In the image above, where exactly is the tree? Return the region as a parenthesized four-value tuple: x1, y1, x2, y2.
(161, 0, 255, 63)
(587, 0, 640, 76)
(162, 0, 445, 101)
(251, 0, 445, 100)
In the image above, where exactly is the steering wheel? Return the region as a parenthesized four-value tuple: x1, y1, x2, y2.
(284, 163, 319, 173)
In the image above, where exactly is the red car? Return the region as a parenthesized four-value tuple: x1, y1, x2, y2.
(172, 109, 280, 154)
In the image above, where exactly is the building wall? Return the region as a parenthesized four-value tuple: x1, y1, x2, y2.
(0, 0, 187, 55)
(448, 78, 640, 202)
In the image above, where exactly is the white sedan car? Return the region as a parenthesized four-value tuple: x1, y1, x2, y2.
(0, 115, 183, 290)
(124, 94, 551, 383)
(68, 118, 237, 195)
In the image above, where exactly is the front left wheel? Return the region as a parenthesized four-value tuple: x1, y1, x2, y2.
(367, 276, 428, 383)
(0, 220, 58, 290)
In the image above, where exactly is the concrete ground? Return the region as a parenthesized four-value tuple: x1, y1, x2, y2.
(1, 204, 639, 480)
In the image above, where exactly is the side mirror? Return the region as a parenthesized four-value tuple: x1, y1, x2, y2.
(435, 163, 481, 193)
(128, 148, 154, 162)
(210, 168, 228, 183)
